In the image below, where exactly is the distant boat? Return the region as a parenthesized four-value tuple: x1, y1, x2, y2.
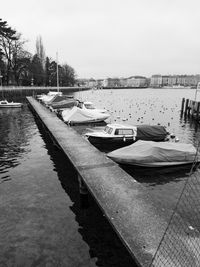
(0, 79, 22, 108)
(107, 140, 200, 167)
(0, 100, 22, 108)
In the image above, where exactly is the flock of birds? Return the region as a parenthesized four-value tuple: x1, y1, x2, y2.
(75, 88, 200, 145)
(78, 89, 180, 129)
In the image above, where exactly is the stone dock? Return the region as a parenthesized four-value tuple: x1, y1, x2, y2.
(26, 97, 186, 267)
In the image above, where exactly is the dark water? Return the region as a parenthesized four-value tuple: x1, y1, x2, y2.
(0, 89, 200, 266)
(0, 94, 136, 267)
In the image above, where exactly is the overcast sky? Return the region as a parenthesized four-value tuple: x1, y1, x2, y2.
(2, 0, 200, 79)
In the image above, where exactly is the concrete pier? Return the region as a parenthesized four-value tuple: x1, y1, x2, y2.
(26, 97, 179, 267)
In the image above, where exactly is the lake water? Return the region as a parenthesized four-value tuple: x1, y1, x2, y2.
(0, 88, 199, 266)
(74, 88, 200, 146)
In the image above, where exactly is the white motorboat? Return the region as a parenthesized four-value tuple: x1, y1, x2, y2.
(107, 140, 200, 167)
(85, 124, 169, 150)
(85, 123, 137, 146)
(0, 100, 22, 108)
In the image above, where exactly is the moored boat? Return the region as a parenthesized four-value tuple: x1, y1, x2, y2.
(37, 91, 62, 104)
(62, 106, 110, 124)
(0, 100, 22, 108)
(107, 140, 200, 167)
(85, 124, 170, 150)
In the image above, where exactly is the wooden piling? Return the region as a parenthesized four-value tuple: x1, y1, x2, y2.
(196, 102, 200, 120)
(181, 98, 185, 114)
(185, 99, 189, 115)
(191, 100, 195, 117)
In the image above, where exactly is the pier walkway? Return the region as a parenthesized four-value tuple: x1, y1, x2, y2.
(26, 97, 174, 267)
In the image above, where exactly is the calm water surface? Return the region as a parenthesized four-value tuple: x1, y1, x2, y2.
(0, 89, 200, 266)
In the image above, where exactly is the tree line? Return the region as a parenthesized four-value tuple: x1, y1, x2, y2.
(0, 18, 76, 86)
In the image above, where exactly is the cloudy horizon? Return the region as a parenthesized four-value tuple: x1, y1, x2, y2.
(2, 0, 200, 79)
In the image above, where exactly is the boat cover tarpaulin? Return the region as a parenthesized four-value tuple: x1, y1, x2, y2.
(107, 140, 200, 166)
(62, 106, 109, 124)
(136, 125, 168, 141)
(51, 99, 77, 109)
(49, 95, 74, 104)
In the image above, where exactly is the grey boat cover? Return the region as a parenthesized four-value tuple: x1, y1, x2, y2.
(136, 125, 168, 141)
(107, 140, 199, 166)
(62, 106, 109, 124)
(51, 99, 78, 109)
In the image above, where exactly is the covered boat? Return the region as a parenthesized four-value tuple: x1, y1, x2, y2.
(107, 140, 200, 167)
(37, 91, 62, 104)
(62, 106, 110, 124)
(136, 125, 168, 141)
(46, 95, 78, 110)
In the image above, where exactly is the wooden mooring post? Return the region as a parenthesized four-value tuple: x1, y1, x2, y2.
(181, 97, 200, 121)
(181, 98, 185, 114)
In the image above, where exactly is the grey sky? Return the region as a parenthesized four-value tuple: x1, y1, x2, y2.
(2, 0, 200, 78)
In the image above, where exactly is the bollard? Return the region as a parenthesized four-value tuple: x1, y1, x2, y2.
(78, 175, 89, 209)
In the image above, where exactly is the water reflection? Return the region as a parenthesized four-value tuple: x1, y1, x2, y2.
(0, 105, 35, 181)
(35, 120, 137, 267)
(121, 164, 192, 186)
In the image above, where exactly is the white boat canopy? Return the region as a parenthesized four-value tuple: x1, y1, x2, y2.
(62, 106, 110, 124)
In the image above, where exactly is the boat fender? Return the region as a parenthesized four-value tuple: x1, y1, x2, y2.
(123, 136, 126, 142)
(170, 133, 176, 139)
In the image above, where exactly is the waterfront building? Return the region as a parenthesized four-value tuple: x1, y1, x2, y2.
(162, 76, 169, 86)
(103, 78, 121, 87)
(185, 75, 200, 87)
(176, 75, 187, 86)
(88, 78, 97, 88)
(150, 74, 162, 88)
(126, 76, 147, 88)
(96, 79, 104, 88)
(119, 78, 128, 87)
(134, 76, 147, 87)
(167, 75, 177, 86)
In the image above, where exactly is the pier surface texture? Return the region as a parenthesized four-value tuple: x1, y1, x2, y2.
(26, 97, 174, 267)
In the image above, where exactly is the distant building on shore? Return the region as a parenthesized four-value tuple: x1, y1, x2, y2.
(76, 74, 200, 89)
(150, 74, 162, 88)
(127, 76, 147, 88)
(103, 78, 121, 87)
(150, 74, 200, 88)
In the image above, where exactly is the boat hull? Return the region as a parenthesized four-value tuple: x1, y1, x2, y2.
(67, 117, 109, 125)
(0, 104, 22, 108)
(112, 160, 198, 167)
(88, 135, 134, 144)
(107, 140, 200, 168)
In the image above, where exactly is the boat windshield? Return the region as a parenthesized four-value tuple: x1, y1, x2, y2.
(84, 103, 96, 109)
(104, 126, 113, 134)
(115, 129, 134, 135)
(1, 101, 7, 104)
